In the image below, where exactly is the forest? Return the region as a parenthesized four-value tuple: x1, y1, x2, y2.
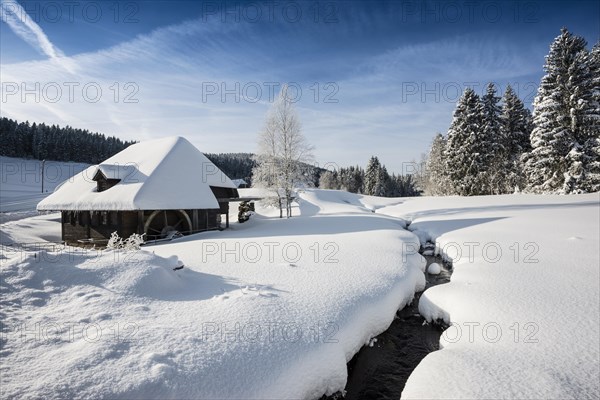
(423, 29, 599, 195)
(0, 117, 136, 164)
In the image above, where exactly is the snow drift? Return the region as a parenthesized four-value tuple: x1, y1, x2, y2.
(1, 189, 425, 399)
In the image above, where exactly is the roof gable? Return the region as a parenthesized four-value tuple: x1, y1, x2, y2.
(92, 169, 106, 181)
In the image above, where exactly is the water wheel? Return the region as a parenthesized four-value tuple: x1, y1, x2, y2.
(144, 210, 192, 240)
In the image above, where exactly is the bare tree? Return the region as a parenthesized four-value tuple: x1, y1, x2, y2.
(252, 84, 314, 218)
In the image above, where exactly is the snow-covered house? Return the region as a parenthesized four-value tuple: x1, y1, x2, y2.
(37, 136, 239, 243)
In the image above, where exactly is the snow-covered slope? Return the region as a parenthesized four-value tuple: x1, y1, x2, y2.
(1, 189, 424, 399)
(0, 156, 88, 216)
(377, 193, 600, 399)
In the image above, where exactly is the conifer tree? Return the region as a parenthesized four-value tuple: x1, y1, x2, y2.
(481, 83, 504, 194)
(444, 87, 484, 195)
(581, 43, 600, 192)
(522, 28, 589, 193)
(425, 133, 448, 195)
(377, 165, 390, 196)
(498, 85, 533, 192)
(364, 156, 381, 196)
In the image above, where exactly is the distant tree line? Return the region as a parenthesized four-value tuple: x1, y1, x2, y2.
(0, 118, 136, 164)
(207, 151, 323, 188)
(319, 156, 420, 197)
(204, 152, 256, 184)
(0, 117, 321, 187)
(424, 28, 599, 195)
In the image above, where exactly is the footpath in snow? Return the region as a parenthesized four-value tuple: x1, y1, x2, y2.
(0, 189, 425, 399)
(377, 193, 600, 399)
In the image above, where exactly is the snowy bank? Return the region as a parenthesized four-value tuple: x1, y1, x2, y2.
(378, 193, 600, 399)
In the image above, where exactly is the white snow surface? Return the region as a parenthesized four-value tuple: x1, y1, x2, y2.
(0, 212, 62, 245)
(2, 190, 598, 399)
(375, 193, 600, 400)
(1, 189, 425, 399)
(37, 136, 236, 211)
(0, 156, 89, 214)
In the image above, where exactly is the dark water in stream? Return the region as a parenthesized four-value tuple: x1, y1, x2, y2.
(321, 247, 452, 400)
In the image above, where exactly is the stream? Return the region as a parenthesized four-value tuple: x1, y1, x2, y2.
(322, 243, 452, 400)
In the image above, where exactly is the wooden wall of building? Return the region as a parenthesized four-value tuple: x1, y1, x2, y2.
(62, 208, 225, 244)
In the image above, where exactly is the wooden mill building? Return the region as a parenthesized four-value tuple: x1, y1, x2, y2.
(37, 136, 239, 244)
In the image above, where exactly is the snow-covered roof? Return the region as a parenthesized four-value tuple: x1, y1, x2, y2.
(95, 164, 130, 180)
(37, 136, 236, 211)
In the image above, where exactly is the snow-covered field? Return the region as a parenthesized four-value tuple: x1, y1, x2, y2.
(0, 156, 88, 219)
(1, 187, 598, 399)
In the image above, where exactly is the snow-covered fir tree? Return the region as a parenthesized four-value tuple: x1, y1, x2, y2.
(364, 156, 381, 196)
(377, 165, 390, 197)
(318, 170, 340, 190)
(587, 42, 600, 135)
(481, 83, 504, 194)
(499, 85, 533, 192)
(522, 28, 593, 193)
(391, 173, 420, 197)
(412, 153, 428, 194)
(444, 87, 485, 195)
(580, 42, 600, 192)
(565, 41, 600, 193)
(424, 133, 449, 195)
(340, 166, 364, 193)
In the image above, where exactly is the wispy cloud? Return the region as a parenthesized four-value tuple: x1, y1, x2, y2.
(0, 0, 64, 59)
(365, 35, 543, 83)
(0, 11, 548, 173)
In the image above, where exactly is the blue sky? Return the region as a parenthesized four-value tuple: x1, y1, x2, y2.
(1, 0, 598, 173)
